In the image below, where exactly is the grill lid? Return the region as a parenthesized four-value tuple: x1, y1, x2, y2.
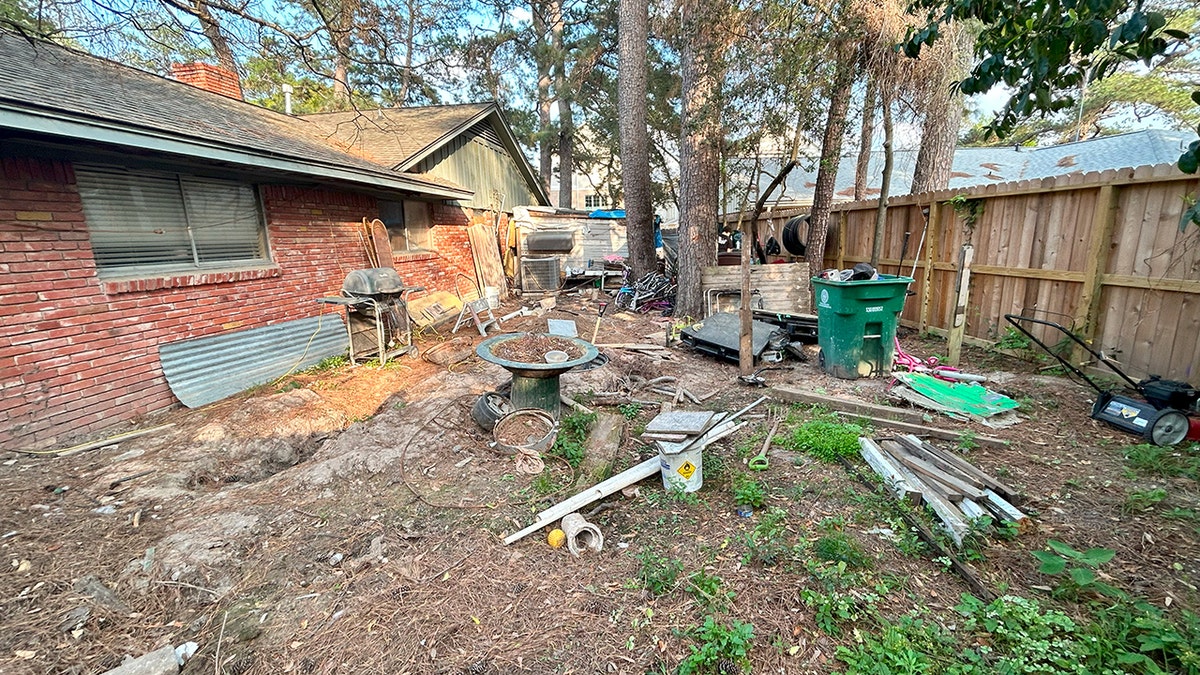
(344, 267, 405, 295)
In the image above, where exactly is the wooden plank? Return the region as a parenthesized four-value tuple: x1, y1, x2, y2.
(894, 461, 970, 546)
(889, 451, 987, 500)
(891, 436, 985, 488)
(859, 438, 922, 505)
(831, 412, 1010, 449)
(369, 218, 394, 269)
(919, 201, 941, 332)
(904, 435, 1022, 503)
(982, 489, 1030, 530)
(769, 386, 928, 423)
(1073, 184, 1118, 360)
(467, 223, 507, 296)
(700, 262, 812, 314)
(959, 498, 990, 521)
(947, 244, 974, 366)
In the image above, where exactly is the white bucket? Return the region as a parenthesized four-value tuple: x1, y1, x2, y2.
(484, 286, 500, 309)
(659, 446, 703, 493)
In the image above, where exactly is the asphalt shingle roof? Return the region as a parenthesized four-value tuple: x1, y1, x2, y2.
(0, 31, 468, 196)
(742, 129, 1196, 204)
(302, 104, 495, 170)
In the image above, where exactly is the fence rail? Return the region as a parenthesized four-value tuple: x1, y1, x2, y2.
(743, 163, 1200, 382)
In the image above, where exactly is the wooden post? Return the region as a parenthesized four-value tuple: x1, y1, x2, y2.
(835, 211, 847, 271)
(946, 244, 973, 366)
(919, 202, 942, 333)
(739, 217, 753, 376)
(1071, 184, 1118, 363)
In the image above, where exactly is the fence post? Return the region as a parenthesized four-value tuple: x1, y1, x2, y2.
(919, 201, 942, 333)
(1072, 184, 1119, 361)
(836, 210, 847, 270)
(947, 244, 974, 366)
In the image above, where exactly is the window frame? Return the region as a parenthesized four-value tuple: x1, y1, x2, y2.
(380, 199, 433, 253)
(584, 193, 610, 209)
(75, 165, 271, 279)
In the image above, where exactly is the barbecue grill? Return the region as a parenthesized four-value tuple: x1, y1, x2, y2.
(319, 268, 424, 366)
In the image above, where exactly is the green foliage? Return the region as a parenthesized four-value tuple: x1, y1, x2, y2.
(636, 548, 683, 596)
(956, 430, 978, 452)
(303, 353, 349, 374)
(782, 415, 863, 463)
(1124, 442, 1200, 481)
(741, 507, 792, 567)
(836, 616, 951, 674)
(1123, 487, 1168, 515)
(731, 473, 766, 508)
(617, 402, 642, 420)
(1031, 540, 1125, 600)
(994, 326, 1032, 352)
(955, 594, 1090, 673)
(800, 579, 882, 637)
(947, 194, 985, 232)
(551, 410, 596, 468)
(678, 616, 755, 675)
(1084, 601, 1200, 675)
(703, 450, 728, 483)
(687, 571, 734, 612)
(813, 531, 870, 570)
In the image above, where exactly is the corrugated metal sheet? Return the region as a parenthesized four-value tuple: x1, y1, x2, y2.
(159, 313, 348, 408)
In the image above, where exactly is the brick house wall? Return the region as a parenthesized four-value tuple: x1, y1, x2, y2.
(0, 155, 488, 449)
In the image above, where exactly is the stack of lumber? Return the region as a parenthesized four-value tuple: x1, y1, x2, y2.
(858, 434, 1027, 547)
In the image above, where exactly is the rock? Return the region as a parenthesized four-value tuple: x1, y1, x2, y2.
(101, 645, 179, 675)
(58, 606, 90, 633)
(192, 423, 227, 443)
(74, 575, 131, 613)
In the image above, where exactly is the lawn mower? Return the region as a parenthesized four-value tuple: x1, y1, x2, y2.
(1004, 314, 1199, 446)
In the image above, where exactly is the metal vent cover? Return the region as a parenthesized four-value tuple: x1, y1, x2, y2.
(520, 257, 560, 292)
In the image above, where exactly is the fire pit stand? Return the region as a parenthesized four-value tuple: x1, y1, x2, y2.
(476, 333, 599, 418)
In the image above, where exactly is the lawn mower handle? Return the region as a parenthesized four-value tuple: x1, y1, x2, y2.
(1002, 314, 1144, 395)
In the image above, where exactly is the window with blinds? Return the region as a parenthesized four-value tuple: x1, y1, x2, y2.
(75, 166, 269, 277)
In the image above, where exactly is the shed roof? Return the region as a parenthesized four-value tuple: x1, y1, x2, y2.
(0, 31, 472, 200)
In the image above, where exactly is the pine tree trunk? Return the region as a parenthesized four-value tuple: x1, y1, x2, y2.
(331, 0, 354, 106)
(192, 0, 238, 75)
(807, 41, 858, 280)
(551, 0, 573, 208)
(854, 74, 876, 201)
(871, 84, 894, 269)
(618, 0, 656, 278)
(911, 26, 972, 194)
(532, 2, 553, 197)
(675, 0, 725, 319)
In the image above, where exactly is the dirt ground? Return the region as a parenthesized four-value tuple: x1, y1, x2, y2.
(2, 293, 1198, 675)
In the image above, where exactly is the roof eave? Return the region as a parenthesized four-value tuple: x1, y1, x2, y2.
(0, 103, 475, 201)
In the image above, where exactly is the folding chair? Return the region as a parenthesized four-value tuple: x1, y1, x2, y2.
(451, 273, 499, 336)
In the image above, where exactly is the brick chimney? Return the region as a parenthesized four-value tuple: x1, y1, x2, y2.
(170, 63, 243, 100)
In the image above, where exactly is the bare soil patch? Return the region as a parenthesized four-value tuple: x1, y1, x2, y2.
(1, 296, 1196, 674)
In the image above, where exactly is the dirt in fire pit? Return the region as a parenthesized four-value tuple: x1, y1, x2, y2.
(491, 333, 584, 363)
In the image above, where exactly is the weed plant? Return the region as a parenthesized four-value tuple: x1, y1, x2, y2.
(1124, 442, 1200, 481)
(731, 473, 766, 508)
(782, 415, 864, 462)
(636, 548, 683, 596)
(550, 410, 596, 468)
(687, 571, 734, 612)
(678, 616, 754, 675)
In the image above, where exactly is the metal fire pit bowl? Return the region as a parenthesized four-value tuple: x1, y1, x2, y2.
(476, 333, 599, 418)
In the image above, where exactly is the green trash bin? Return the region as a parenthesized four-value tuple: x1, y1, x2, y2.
(812, 274, 913, 379)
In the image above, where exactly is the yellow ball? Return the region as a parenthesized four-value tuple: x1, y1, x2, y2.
(547, 528, 566, 548)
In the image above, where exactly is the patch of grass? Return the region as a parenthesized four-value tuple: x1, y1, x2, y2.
(800, 582, 882, 637)
(702, 450, 728, 483)
(1124, 442, 1200, 481)
(995, 326, 1032, 351)
(636, 548, 683, 596)
(301, 353, 349, 374)
(781, 415, 864, 462)
(1123, 487, 1168, 515)
(730, 473, 765, 508)
(678, 616, 754, 675)
(813, 531, 871, 569)
(1162, 507, 1200, 521)
(550, 410, 596, 468)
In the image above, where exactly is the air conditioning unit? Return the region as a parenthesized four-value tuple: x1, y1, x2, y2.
(520, 256, 560, 293)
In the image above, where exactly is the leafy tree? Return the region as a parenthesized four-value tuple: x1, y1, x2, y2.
(905, 0, 1200, 225)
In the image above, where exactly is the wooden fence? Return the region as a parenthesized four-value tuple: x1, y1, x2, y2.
(744, 163, 1200, 382)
